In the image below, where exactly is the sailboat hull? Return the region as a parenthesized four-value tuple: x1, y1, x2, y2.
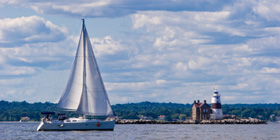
(37, 120, 115, 131)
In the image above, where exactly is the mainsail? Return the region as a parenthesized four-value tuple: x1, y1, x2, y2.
(57, 20, 113, 116)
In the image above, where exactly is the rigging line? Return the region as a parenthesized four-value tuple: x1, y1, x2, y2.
(84, 84, 106, 99)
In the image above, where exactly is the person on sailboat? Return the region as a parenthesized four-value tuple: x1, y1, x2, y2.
(58, 113, 67, 121)
(41, 112, 55, 122)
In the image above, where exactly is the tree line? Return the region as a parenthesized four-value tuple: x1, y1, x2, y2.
(0, 100, 279, 121)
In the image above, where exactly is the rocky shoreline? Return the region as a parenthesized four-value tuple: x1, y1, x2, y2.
(116, 118, 266, 124)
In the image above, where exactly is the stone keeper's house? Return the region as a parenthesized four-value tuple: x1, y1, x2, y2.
(191, 100, 211, 121)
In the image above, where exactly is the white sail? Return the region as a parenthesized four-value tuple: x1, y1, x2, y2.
(57, 20, 113, 116)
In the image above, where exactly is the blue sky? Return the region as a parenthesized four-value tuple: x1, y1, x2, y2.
(0, 0, 279, 104)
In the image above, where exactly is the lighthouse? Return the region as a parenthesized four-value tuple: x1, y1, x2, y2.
(210, 90, 223, 120)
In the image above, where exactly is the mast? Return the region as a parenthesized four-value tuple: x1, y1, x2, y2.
(82, 19, 86, 86)
(82, 19, 87, 117)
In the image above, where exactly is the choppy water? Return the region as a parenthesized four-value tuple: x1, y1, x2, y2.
(0, 122, 279, 140)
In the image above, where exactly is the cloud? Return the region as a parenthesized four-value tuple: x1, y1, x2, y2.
(0, 78, 24, 85)
(131, 10, 249, 47)
(0, 16, 67, 45)
(0, 43, 74, 72)
(260, 67, 280, 74)
(1, 0, 280, 104)
(1, 0, 235, 18)
(101, 3, 280, 103)
(0, 16, 74, 102)
(253, 0, 280, 21)
(0, 65, 36, 76)
(91, 36, 124, 57)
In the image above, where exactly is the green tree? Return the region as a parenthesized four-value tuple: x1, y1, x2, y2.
(179, 114, 187, 120)
(165, 115, 172, 121)
(171, 114, 180, 120)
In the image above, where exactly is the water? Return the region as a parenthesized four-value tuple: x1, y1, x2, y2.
(0, 122, 279, 140)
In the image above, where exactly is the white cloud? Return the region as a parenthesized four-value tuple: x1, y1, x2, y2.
(112, 6, 280, 103)
(0, 65, 36, 75)
(188, 57, 212, 70)
(175, 62, 188, 71)
(106, 81, 152, 91)
(132, 11, 232, 33)
(260, 67, 280, 74)
(0, 78, 24, 85)
(91, 36, 124, 57)
(0, 0, 235, 18)
(0, 35, 78, 68)
(247, 36, 280, 52)
(0, 16, 67, 45)
(0, 55, 5, 64)
(1, 0, 280, 104)
(223, 96, 238, 102)
(253, 0, 280, 21)
(155, 79, 167, 85)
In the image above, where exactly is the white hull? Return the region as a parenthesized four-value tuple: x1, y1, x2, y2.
(37, 119, 115, 131)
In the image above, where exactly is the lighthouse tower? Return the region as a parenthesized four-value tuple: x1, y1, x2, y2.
(211, 90, 223, 120)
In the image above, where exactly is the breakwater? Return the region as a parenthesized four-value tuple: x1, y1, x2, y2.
(116, 118, 266, 124)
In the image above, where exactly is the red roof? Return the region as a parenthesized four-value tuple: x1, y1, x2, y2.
(194, 102, 205, 108)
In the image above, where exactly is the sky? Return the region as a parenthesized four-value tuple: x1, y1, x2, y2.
(0, 0, 279, 104)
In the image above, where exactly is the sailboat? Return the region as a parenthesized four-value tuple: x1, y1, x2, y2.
(37, 19, 115, 131)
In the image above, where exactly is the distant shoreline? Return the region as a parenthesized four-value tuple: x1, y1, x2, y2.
(1, 100, 280, 105)
(116, 118, 267, 124)
(1, 100, 279, 122)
